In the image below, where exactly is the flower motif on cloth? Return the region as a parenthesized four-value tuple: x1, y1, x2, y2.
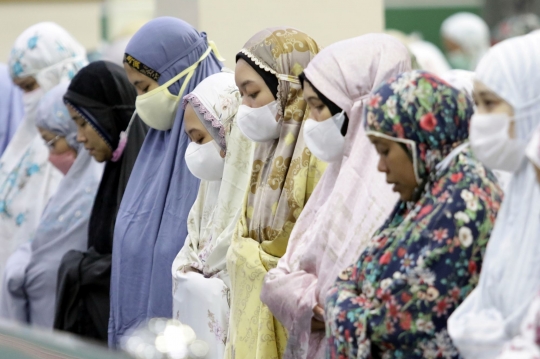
(325, 71, 503, 359)
(208, 310, 228, 345)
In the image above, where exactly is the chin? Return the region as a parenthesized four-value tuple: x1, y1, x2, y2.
(92, 154, 106, 163)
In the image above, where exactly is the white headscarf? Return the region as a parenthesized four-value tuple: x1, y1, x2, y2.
(0, 83, 103, 328)
(9, 22, 87, 92)
(0, 23, 87, 291)
(440, 69, 475, 99)
(407, 40, 451, 75)
(448, 33, 540, 359)
(171, 72, 250, 359)
(172, 71, 243, 278)
(441, 12, 490, 70)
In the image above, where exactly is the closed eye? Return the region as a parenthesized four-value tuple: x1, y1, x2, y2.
(196, 137, 205, 145)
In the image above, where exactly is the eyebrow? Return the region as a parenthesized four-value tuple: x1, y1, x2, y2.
(133, 80, 143, 86)
(476, 90, 500, 98)
(187, 128, 200, 135)
(240, 79, 253, 89)
(307, 96, 322, 102)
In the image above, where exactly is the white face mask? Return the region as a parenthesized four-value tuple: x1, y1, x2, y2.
(185, 140, 224, 181)
(22, 87, 44, 121)
(135, 45, 215, 131)
(470, 113, 527, 172)
(303, 111, 346, 163)
(237, 101, 281, 142)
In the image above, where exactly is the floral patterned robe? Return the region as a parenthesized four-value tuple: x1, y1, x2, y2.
(325, 71, 503, 359)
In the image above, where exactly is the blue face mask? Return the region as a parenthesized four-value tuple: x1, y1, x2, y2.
(447, 51, 472, 70)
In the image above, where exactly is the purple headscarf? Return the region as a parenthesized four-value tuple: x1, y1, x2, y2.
(109, 17, 222, 347)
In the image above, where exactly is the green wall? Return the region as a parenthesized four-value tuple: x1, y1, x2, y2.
(385, 6, 482, 51)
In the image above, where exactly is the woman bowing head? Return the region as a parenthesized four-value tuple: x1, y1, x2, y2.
(110, 17, 223, 347)
(325, 71, 503, 359)
(226, 27, 326, 359)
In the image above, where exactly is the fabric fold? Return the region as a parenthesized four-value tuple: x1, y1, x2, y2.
(260, 34, 410, 359)
(109, 17, 222, 347)
(54, 61, 147, 342)
(225, 27, 325, 359)
(448, 33, 540, 359)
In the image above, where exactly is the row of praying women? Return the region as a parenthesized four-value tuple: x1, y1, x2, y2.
(0, 15, 539, 359)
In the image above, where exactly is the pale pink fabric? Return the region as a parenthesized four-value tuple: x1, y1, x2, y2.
(260, 34, 411, 359)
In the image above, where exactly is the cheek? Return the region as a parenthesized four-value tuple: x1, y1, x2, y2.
(201, 135, 214, 145)
(397, 157, 418, 187)
(255, 91, 276, 108)
(84, 128, 96, 143)
(474, 104, 487, 115)
(388, 150, 416, 184)
(308, 107, 330, 122)
(241, 96, 253, 107)
(86, 128, 105, 149)
(319, 108, 333, 122)
(52, 143, 70, 155)
(148, 81, 160, 92)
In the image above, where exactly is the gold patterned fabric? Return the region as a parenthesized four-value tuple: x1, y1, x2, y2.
(225, 27, 326, 359)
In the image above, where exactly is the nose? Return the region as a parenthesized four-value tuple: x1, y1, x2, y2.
(241, 96, 251, 107)
(377, 156, 388, 173)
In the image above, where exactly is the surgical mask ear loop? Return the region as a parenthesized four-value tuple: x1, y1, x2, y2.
(111, 110, 137, 162)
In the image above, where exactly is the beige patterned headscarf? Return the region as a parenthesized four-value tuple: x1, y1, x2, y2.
(239, 27, 326, 258)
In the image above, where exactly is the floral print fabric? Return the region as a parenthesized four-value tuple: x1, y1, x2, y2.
(325, 71, 503, 359)
(496, 292, 540, 359)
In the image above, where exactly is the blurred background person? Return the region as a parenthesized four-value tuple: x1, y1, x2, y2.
(492, 13, 540, 43)
(0, 22, 87, 292)
(0, 82, 103, 329)
(441, 12, 490, 70)
(386, 29, 450, 75)
(448, 33, 540, 359)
